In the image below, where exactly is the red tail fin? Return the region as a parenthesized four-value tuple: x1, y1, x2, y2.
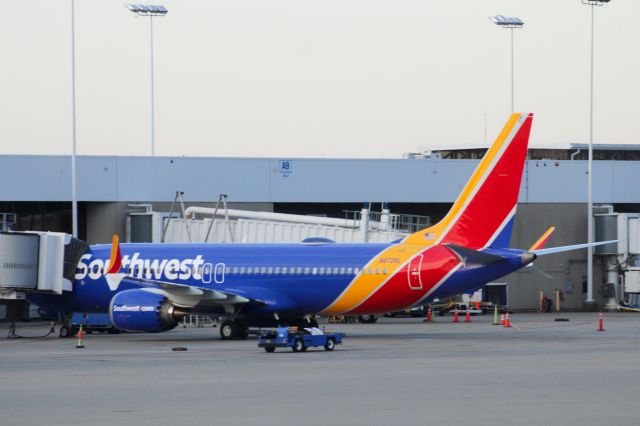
(404, 113, 533, 249)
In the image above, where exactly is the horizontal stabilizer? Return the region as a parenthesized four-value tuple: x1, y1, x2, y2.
(444, 244, 506, 265)
(531, 240, 617, 256)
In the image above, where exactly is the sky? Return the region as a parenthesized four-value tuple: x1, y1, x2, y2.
(1, 0, 639, 158)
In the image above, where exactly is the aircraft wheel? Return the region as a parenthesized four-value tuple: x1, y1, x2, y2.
(264, 347, 276, 353)
(358, 314, 378, 324)
(220, 321, 235, 340)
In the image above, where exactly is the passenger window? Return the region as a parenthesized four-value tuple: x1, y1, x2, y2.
(297, 267, 302, 275)
(355, 268, 360, 275)
(239, 267, 245, 275)
(347, 267, 353, 275)
(232, 267, 238, 274)
(382, 268, 388, 275)
(267, 267, 273, 275)
(375, 268, 379, 275)
(339, 267, 345, 275)
(274, 267, 280, 275)
(319, 267, 325, 275)
(368, 268, 373, 275)
(304, 267, 310, 275)
(247, 267, 253, 275)
(260, 267, 267, 275)
(312, 267, 318, 275)
(292, 268, 297, 275)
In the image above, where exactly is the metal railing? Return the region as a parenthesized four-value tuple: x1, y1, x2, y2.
(342, 210, 430, 234)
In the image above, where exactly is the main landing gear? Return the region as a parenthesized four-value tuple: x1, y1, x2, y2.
(219, 320, 249, 340)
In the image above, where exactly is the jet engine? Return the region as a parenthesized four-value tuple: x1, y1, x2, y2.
(109, 289, 186, 332)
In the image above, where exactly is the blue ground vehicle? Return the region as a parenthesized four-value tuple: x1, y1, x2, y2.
(258, 327, 343, 353)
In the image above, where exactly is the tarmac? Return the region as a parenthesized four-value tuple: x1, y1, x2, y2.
(1, 312, 639, 426)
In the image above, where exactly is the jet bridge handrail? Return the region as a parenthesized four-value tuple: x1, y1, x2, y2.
(184, 206, 361, 229)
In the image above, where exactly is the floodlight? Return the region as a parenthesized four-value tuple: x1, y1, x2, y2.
(489, 15, 524, 28)
(125, 4, 168, 16)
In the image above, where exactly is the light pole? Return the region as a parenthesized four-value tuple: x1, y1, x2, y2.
(582, 0, 611, 307)
(489, 15, 524, 114)
(125, 4, 168, 157)
(70, 0, 78, 238)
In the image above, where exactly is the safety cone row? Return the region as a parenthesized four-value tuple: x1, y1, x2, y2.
(597, 312, 605, 332)
(75, 324, 86, 349)
(452, 309, 460, 323)
(464, 310, 472, 323)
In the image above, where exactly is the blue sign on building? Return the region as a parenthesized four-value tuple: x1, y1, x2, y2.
(279, 160, 293, 178)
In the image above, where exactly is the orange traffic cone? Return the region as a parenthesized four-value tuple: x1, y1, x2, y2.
(453, 309, 460, 323)
(75, 324, 86, 349)
(499, 313, 505, 326)
(597, 312, 605, 332)
(464, 310, 472, 323)
(504, 313, 511, 328)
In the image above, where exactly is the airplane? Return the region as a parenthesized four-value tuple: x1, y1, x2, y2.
(27, 113, 614, 339)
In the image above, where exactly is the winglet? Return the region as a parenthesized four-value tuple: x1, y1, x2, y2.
(105, 235, 126, 291)
(529, 227, 555, 251)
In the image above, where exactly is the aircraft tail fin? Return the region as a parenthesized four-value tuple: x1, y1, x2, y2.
(105, 234, 126, 291)
(106, 234, 122, 274)
(403, 113, 533, 249)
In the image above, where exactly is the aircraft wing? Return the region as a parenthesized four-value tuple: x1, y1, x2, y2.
(531, 240, 617, 256)
(121, 276, 260, 308)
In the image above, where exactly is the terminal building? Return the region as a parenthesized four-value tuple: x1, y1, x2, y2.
(2, 144, 640, 314)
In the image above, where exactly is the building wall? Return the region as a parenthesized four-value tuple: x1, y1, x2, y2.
(505, 204, 605, 310)
(2, 155, 640, 204)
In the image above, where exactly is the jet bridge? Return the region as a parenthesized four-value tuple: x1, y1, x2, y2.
(0, 231, 88, 300)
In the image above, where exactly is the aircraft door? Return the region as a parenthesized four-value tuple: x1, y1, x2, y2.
(202, 263, 213, 284)
(408, 254, 424, 290)
(214, 263, 225, 284)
